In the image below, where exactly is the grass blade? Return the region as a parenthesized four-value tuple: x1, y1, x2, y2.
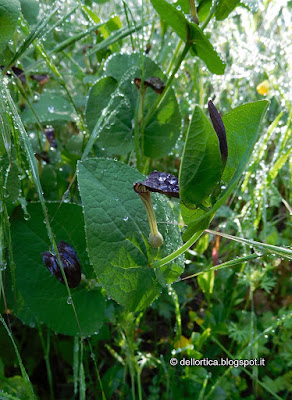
(0, 315, 37, 399)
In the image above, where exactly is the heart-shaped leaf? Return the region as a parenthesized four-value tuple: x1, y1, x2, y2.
(21, 90, 76, 124)
(182, 100, 269, 239)
(179, 105, 223, 205)
(11, 202, 106, 336)
(77, 158, 184, 312)
(85, 53, 181, 158)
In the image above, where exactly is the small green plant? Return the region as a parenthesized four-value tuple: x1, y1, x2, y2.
(0, 0, 291, 399)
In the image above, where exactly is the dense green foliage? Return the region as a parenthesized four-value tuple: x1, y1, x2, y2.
(0, 0, 291, 399)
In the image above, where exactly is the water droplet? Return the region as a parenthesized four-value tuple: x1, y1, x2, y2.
(123, 216, 129, 221)
(24, 212, 31, 221)
(48, 106, 55, 113)
(67, 297, 72, 304)
(0, 262, 7, 271)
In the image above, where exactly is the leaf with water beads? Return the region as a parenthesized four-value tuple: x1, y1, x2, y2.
(42, 241, 81, 288)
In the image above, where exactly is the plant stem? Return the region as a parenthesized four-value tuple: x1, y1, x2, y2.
(169, 287, 181, 340)
(200, 1, 218, 31)
(134, 99, 143, 171)
(38, 324, 54, 399)
(189, 0, 200, 24)
(152, 229, 204, 268)
(166, 39, 183, 76)
(141, 43, 191, 131)
(123, 0, 135, 50)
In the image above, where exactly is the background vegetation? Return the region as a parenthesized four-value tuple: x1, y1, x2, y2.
(0, 0, 291, 399)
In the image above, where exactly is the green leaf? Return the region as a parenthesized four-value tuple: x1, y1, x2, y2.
(11, 203, 106, 336)
(86, 76, 118, 133)
(85, 76, 134, 154)
(108, 53, 182, 158)
(0, 375, 34, 400)
(215, 0, 240, 21)
(183, 100, 269, 240)
(197, 0, 212, 22)
(86, 53, 181, 158)
(0, 0, 21, 53)
(149, 0, 225, 74)
(179, 105, 222, 205)
(197, 270, 214, 294)
(19, 0, 39, 25)
(77, 158, 184, 312)
(221, 100, 269, 184)
(107, 54, 182, 158)
(267, 147, 292, 184)
(99, 15, 122, 52)
(20, 90, 76, 124)
(174, 0, 190, 14)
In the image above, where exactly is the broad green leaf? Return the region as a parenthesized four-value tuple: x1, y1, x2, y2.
(11, 203, 106, 336)
(215, 0, 240, 21)
(174, 0, 190, 13)
(149, 0, 225, 74)
(221, 100, 270, 183)
(20, 0, 39, 25)
(86, 53, 181, 158)
(0, 0, 20, 53)
(183, 100, 269, 240)
(179, 105, 222, 205)
(77, 158, 184, 312)
(181, 203, 213, 234)
(197, 0, 212, 22)
(21, 90, 76, 124)
(86, 76, 118, 133)
(106, 53, 182, 158)
(85, 76, 134, 154)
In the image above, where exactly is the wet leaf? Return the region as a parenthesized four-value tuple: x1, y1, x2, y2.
(77, 158, 184, 312)
(11, 203, 106, 336)
(179, 105, 223, 206)
(149, 0, 225, 74)
(0, 0, 21, 54)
